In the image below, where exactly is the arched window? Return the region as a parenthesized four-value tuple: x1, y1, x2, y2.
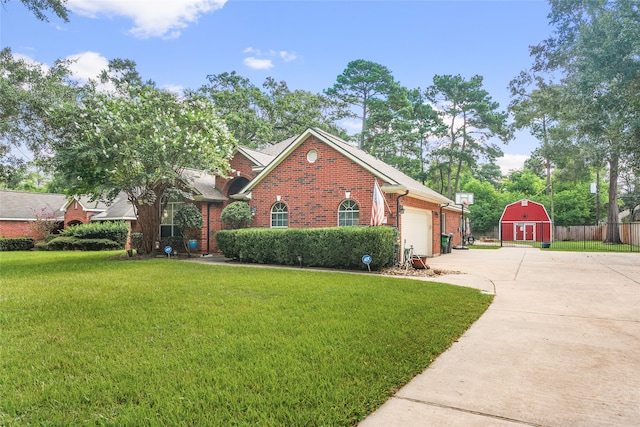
(271, 202, 288, 228)
(338, 199, 359, 226)
(227, 177, 250, 197)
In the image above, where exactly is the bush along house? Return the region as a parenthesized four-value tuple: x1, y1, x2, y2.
(0, 128, 462, 259)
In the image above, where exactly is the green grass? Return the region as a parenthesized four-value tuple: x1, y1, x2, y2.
(540, 240, 640, 252)
(0, 251, 493, 426)
(467, 244, 501, 250)
(497, 240, 639, 252)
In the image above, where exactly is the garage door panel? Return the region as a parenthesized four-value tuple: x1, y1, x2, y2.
(402, 207, 432, 257)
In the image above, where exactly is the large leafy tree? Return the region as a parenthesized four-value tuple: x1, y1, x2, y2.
(364, 86, 446, 182)
(47, 61, 236, 254)
(530, 0, 640, 243)
(201, 72, 342, 148)
(509, 74, 574, 194)
(426, 74, 511, 199)
(325, 59, 398, 148)
(0, 47, 76, 186)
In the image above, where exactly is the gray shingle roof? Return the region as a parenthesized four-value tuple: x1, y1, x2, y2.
(182, 168, 227, 202)
(236, 147, 275, 168)
(0, 190, 67, 220)
(89, 193, 137, 221)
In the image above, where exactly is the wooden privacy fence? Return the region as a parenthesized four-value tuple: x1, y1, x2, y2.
(554, 223, 640, 245)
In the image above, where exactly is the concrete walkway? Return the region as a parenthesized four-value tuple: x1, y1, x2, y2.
(359, 248, 640, 426)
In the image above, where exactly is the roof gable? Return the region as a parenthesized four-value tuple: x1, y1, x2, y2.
(500, 199, 551, 222)
(236, 128, 453, 205)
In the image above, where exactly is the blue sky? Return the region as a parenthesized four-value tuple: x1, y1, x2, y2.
(1, 0, 554, 173)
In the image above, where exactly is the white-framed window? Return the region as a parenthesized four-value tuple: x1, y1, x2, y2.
(161, 201, 184, 237)
(306, 149, 318, 163)
(338, 199, 359, 226)
(271, 202, 289, 228)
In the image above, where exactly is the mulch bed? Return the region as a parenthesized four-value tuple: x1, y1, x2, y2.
(380, 265, 462, 277)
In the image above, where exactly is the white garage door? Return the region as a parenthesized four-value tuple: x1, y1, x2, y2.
(401, 207, 433, 257)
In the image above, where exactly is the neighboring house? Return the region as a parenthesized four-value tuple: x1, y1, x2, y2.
(499, 199, 552, 242)
(1, 128, 462, 258)
(0, 191, 66, 239)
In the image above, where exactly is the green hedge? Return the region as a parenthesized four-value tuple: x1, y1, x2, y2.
(0, 237, 35, 251)
(216, 226, 396, 271)
(45, 236, 122, 251)
(61, 222, 129, 247)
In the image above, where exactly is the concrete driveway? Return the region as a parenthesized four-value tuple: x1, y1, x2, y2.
(360, 248, 640, 426)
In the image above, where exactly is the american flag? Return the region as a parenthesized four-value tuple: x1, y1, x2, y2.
(370, 179, 385, 226)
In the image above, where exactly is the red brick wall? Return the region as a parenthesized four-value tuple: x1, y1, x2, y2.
(247, 135, 395, 229)
(194, 152, 261, 254)
(0, 221, 39, 239)
(63, 200, 94, 226)
(217, 152, 261, 197)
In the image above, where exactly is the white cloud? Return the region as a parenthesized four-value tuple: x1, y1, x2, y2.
(65, 51, 109, 82)
(243, 57, 273, 70)
(279, 51, 297, 62)
(242, 47, 297, 70)
(496, 154, 529, 175)
(67, 0, 227, 39)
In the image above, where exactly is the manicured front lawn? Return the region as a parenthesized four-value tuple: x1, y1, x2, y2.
(0, 251, 492, 426)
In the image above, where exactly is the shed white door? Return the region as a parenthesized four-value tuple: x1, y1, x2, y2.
(402, 207, 432, 257)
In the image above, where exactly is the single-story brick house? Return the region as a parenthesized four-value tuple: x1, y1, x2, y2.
(1, 128, 462, 258)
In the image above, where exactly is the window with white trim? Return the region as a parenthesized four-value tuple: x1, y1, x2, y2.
(338, 200, 359, 226)
(161, 201, 184, 237)
(271, 202, 289, 228)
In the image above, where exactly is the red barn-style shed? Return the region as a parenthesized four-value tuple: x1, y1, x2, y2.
(500, 199, 552, 242)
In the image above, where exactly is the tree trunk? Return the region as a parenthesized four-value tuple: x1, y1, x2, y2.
(453, 111, 468, 197)
(446, 115, 457, 199)
(130, 184, 169, 254)
(604, 154, 622, 244)
(542, 117, 551, 196)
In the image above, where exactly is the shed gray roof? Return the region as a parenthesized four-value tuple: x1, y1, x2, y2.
(0, 190, 67, 221)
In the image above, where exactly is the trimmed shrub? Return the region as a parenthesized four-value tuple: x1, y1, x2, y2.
(0, 237, 35, 251)
(61, 222, 129, 247)
(220, 202, 252, 229)
(130, 233, 144, 254)
(46, 236, 122, 251)
(215, 229, 238, 258)
(216, 226, 396, 271)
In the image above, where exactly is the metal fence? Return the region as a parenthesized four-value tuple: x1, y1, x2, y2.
(492, 222, 640, 252)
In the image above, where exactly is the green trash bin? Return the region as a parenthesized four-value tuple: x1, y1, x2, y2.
(441, 234, 450, 254)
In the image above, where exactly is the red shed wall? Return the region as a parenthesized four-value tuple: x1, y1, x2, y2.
(501, 200, 550, 222)
(500, 200, 552, 242)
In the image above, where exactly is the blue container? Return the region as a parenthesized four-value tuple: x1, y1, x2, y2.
(188, 240, 198, 250)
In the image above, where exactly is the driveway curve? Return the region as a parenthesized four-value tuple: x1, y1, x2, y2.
(360, 248, 640, 426)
